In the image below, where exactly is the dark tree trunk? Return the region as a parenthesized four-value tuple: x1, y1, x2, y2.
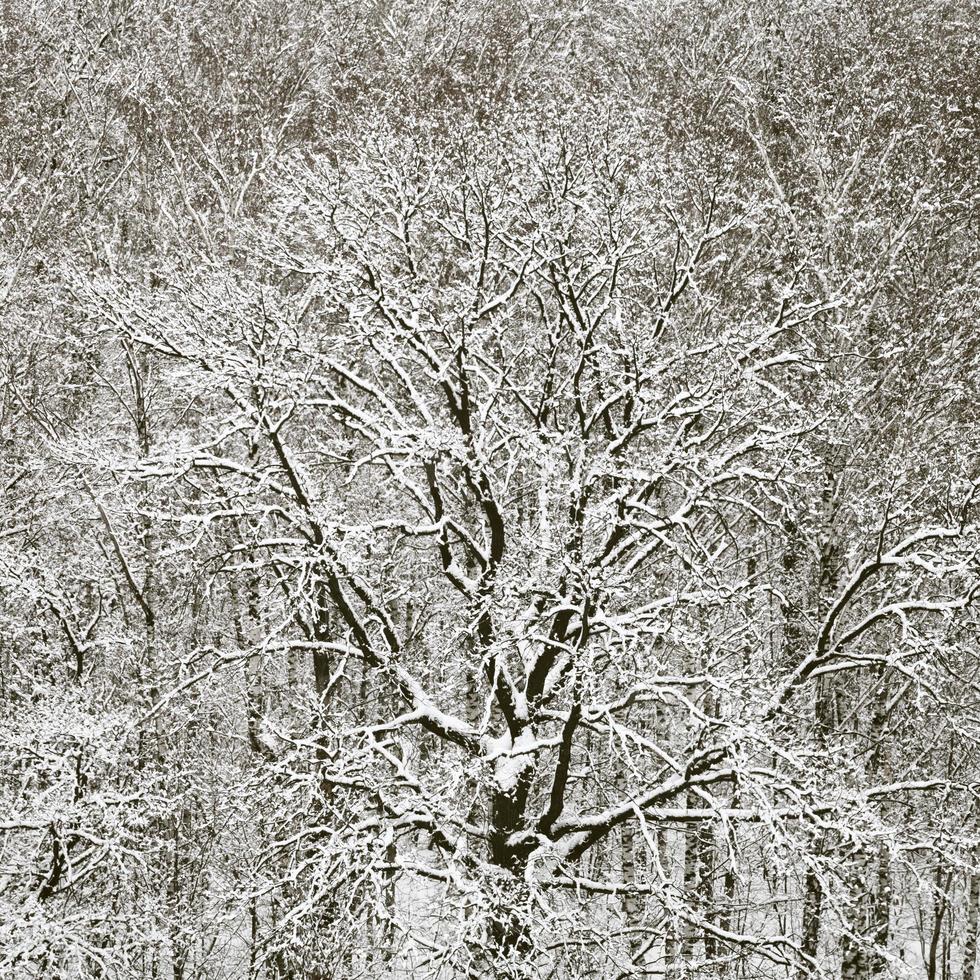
(964, 866, 980, 980)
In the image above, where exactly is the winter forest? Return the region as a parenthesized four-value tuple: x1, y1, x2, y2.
(2, 0, 980, 978)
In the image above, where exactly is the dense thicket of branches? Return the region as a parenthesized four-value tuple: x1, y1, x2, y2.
(2, 1, 980, 978)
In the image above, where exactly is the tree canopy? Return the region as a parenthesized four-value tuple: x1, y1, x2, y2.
(2, 1, 980, 978)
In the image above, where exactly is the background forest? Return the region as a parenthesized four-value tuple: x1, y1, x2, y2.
(2, 0, 980, 977)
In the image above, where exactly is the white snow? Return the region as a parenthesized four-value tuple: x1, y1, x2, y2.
(492, 730, 537, 792)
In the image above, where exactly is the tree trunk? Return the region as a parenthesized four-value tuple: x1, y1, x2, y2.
(784, 510, 825, 976)
(620, 779, 642, 957)
(963, 867, 980, 980)
(661, 820, 681, 979)
(801, 862, 823, 971)
(840, 845, 890, 980)
(926, 865, 953, 980)
(483, 764, 535, 972)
